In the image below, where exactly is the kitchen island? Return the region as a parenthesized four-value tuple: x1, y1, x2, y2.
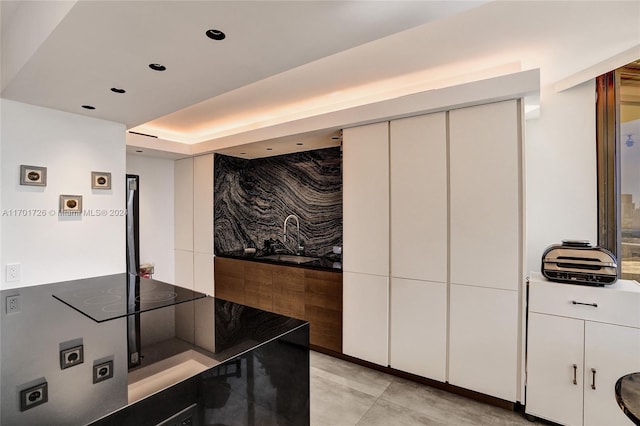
(1, 275, 309, 426)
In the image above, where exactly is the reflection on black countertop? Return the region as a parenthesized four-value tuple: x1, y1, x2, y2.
(217, 249, 343, 271)
(1, 276, 310, 426)
(52, 273, 207, 323)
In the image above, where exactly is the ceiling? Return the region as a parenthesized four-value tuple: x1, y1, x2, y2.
(2, 1, 640, 159)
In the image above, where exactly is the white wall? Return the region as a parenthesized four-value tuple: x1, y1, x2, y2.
(525, 81, 598, 274)
(0, 99, 126, 289)
(126, 154, 175, 283)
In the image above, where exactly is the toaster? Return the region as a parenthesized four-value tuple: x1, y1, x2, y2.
(541, 240, 618, 286)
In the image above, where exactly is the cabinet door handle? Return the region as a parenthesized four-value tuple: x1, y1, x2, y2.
(571, 300, 598, 308)
(572, 364, 578, 385)
(591, 368, 597, 390)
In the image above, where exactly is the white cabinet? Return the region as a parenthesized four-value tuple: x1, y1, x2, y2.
(343, 272, 389, 366)
(527, 276, 640, 426)
(448, 100, 523, 401)
(174, 154, 215, 294)
(342, 122, 389, 366)
(343, 122, 389, 277)
(390, 278, 447, 381)
(342, 101, 524, 399)
(449, 100, 521, 291)
(449, 284, 519, 401)
(388, 112, 447, 380)
(390, 113, 447, 283)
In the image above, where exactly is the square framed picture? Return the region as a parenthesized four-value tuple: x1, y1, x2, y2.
(20, 165, 47, 186)
(91, 171, 111, 190)
(59, 195, 82, 214)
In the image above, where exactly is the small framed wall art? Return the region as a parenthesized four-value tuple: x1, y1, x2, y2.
(20, 165, 47, 186)
(59, 195, 82, 214)
(91, 171, 111, 190)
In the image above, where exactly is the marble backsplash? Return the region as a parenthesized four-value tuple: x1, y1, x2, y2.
(214, 147, 342, 257)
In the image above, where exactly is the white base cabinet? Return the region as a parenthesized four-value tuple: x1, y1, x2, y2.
(449, 284, 519, 401)
(526, 275, 640, 426)
(390, 278, 447, 381)
(343, 272, 389, 366)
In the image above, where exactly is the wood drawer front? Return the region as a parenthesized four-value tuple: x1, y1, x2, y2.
(529, 279, 640, 328)
(272, 267, 306, 319)
(214, 257, 245, 304)
(244, 262, 273, 311)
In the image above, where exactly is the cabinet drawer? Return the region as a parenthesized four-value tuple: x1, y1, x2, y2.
(529, 277, 640, 328)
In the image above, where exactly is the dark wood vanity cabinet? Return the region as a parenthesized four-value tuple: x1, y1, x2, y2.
(214, 257, 343, 353)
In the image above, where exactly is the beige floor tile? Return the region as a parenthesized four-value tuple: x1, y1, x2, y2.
(310, 351, 393, 397)
(356, 399, 442, 426)
(310, 368, 378, 426)
(310, 351, 531, 426)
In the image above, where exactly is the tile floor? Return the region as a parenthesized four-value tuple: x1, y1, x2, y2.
(310, 351, 531, 426)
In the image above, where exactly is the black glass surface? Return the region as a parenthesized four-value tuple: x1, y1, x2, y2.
(52, 273, 207, 323)
(91, 299, 310, 426)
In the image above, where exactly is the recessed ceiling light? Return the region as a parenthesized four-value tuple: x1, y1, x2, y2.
(331, 136, 340, 140)
(240, 152, 246, 155)
(149, 63, 166, 71)
(206, 29, 226, 40)
(82, 105, 96, 110)
(136, 150, 143, 153)
(111, 88, 126, 94)
(266, 148, 273, 151)
(296, 143, 303, 146)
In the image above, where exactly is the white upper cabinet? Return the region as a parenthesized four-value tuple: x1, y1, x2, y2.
(193, 154, 214, 255)
(390, 113, 447, 283)
(449, 100, 521, 291)
(343, 122, 390, 277)
(174, 157, 194, 252)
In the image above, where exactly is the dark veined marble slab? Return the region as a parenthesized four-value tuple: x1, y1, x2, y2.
(214, 147, 342, 258)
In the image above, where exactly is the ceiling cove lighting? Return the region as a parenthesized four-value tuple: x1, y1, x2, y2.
(82, 105, 96, 110)
(111, 88, 126, 94)
(149, 63, 166, 71)
(206, 29, 226, 41)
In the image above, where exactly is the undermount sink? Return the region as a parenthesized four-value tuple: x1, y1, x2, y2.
(261, 254, 320, 264)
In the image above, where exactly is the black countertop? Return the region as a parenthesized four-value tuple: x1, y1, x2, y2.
(216, 250, 343, 271)
(617, 373, 640, 425)
(1, 275, 309, 425)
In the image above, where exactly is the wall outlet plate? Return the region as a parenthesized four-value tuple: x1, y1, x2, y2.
(60, 345, 84, 369)
(6, 263, 20, 282)
(20, 382, 48, 411)
(6, 294, 20, 314)
(93, 360, 114, 383)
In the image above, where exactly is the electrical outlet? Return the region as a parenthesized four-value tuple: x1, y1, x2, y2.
(93, 360, 114, 383)
(60, 345, 84, 369)
(6, 263, 20, 282)
(20, 382, 48, 411)
(6, 295, 21, 314)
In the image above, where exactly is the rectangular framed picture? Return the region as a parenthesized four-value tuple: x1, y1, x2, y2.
(91, 171, 111, 190)
(59, 195, 82, 214)
(20, 165, 47, 186)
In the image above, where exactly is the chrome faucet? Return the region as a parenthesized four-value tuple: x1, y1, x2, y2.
(283, 214, 301, 255)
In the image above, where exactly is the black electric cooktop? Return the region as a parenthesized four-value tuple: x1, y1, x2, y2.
(52, 273, 207, 322)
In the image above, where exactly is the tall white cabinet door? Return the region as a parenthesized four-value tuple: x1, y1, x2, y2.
(584, 321, 640, 426)
(449, 100, 521, 291)
(390, 278, 446, 381)
(343, 272, 389, 366)
(449, 284, 519, 402)
(390, 113, 447, 282)
(193, 154, 214, 255)
(342, 122, 389, 277)
(526, 312, 584, 426)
